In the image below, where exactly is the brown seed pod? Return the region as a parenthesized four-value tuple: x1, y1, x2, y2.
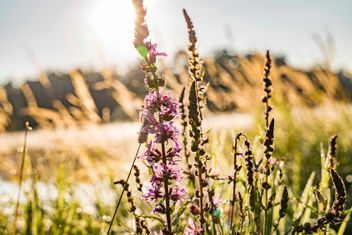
(279, 186, 288, 218)
(329, 168, 346, 215)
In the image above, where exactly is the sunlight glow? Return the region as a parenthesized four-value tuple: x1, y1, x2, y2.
(87, 0, 136, 60)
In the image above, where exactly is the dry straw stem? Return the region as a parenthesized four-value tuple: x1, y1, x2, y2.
(70, 70, 101, 123)
(13, 122, 32, 235)
(95, 68, 143, 120)
(0, 86, 13, 131)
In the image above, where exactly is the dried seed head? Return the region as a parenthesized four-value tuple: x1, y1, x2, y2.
(132, 0, 149, 49)
(329, 135, 337, 159)
(329, 168, 346, 214)
(264, 118, 275, 160)
(244, 140, 254, 187)
(190, 203, 201, 215)
(279, 186, 288, 218)
(188, 82, 200, 125)
(262, 50, 273, 128)
(182, 9, 197, 46)
(179, 87, 189, 148)
(133, 165, 143, 192)
(330, 169, 346, 199)
(184, 9, 208, 229)
(328, 135, 337, 169)
(188, 81, 203, 154)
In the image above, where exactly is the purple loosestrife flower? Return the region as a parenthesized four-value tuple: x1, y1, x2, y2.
(146, 42, 168, 62)
(133, 2, 183, 232)
(185, 218, 204, 235)
(140, 110, 158, 133)
(154, 122, 178, 143)
(143, 181, 164, 202)
(167, 141, 182, 159)
(143, 90, 180, 121)
(151, 163, 183, 182)
(140, 91, 187, 209)
(138, 43, 187, 214)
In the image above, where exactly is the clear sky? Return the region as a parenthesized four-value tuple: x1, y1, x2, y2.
(0, 0, 351, 83)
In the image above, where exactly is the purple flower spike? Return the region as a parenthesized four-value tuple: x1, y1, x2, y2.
(140, 87, 187, 211)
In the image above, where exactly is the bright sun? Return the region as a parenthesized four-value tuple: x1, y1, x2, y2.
(88, 0, 136, 58)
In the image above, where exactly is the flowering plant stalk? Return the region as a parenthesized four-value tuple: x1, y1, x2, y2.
(107, 2, 350, 234)
(132, 0, 187, 234)
(261, 51, 275, 235)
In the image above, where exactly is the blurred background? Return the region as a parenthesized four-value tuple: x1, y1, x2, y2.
(0, 0, 351, 232)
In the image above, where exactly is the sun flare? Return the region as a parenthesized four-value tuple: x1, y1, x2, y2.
(88, 0, 136, 55)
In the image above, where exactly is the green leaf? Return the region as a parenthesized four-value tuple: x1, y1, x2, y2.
(212, 208, 221, 218)
(338, 210, 352, 235)
(137, 45, 148, 58)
